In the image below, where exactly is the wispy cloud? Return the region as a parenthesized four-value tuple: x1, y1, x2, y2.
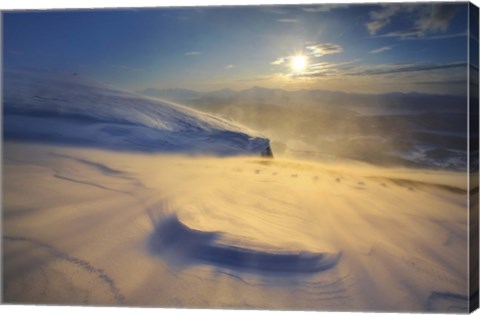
(366, 4, 459, 38)
(289, 59, 362, 78)
(346, 61, 466, 76)
(271, 57, 285, 65)
(366, 5, 404, 35)
(302, 4, 350, 13)
(306, 43, 343, 57)
(235, 74, 276, 82)
(369, 46, 393, 54)
(262, 7, 289, 15)
(271, 42, 344, 72)
(377, 30, 467, 40)
(415, 79, 467, 85)
(416, 5, 458, 34)
(277, 19, 300, 23)
(376, 28, 425, 38)
(309, 59, 362, 71)
(287, 60, 465, 80)
(225, 64, 235, 69)
(185, 51, 201, 56)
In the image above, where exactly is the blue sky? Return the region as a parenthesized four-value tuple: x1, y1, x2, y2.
(4, 3, 470, 94)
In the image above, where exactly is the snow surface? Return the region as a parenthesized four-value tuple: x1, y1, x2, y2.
(2, 69, 470, 312)
(3, 143, 469, 312)
(3, 69, 271, 156)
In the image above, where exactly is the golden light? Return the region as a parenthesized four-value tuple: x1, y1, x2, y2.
(291, 55, 308, 72)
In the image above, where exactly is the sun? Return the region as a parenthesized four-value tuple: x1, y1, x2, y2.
(291, 55, 308, 72)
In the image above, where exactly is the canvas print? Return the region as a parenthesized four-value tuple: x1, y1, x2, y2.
(2, 1, 479, 313)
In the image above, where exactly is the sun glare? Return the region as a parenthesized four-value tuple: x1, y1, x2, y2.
(291, 55, 307, 72)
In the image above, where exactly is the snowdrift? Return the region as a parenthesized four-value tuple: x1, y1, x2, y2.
(3, 142, 469, 311)
(3, 69, 272, 156)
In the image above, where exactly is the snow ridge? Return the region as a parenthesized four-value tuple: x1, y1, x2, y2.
(4, 69, 272, 156)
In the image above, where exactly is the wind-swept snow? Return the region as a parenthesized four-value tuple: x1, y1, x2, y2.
(2, 69, 469, 312)
(3, 143, 468, 312)
(3, 69, 271, 156)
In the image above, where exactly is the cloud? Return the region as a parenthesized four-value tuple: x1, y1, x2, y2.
(311, 59, 362, 70)
(365, 4, 459, 37)
(376, 28, 423, 38)
(402, 31, 467, 40)
(347, 61, 466, 76)
(415, 79, 467, 85)
(306, 43, 343, 57)
(369, 46, 393, 54)
(225, 64, 235, 69)
(376, 30, 467, 40)
(270, 43, 344, 72)
(261, 7, 289, 15)
(289, 71, 331, 78)
(288, 59, 362, 78)
(415, 5, 458, 34)
(302, 4, 349, 13)
(235, 75, 275, 82)
(287, 60, 465, 80)
(277, 19, 300, 23)
(366, 5, 403, 35)
(185, 51, 201, 56)
(271, 58, 285, 65)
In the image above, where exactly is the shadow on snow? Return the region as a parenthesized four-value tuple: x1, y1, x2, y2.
(148, 215, 341, 274)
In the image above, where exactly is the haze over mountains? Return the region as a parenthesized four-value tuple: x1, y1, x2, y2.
(140, 86, 467, 115)
(140, 86, 468, 170)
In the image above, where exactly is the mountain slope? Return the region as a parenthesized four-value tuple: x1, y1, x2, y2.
(3, 69, 272, 156)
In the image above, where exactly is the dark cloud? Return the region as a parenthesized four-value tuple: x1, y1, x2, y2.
(416, 5, 458, 34)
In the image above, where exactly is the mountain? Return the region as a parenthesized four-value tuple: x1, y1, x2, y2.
(138, 85, 468, 170)
(3, 69, 272, 157)
(138, 86, 467, 115)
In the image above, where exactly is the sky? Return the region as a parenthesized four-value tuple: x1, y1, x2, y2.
(3, 2, 471, 95)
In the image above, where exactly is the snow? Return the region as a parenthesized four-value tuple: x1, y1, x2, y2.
(3, 142, 469, 312)
(3, 69, 271, 156)
(2, 69, 470, 312)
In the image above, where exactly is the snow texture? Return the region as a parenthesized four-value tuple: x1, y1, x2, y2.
(3, 143, 469, 312)
(2, 69, 470, 312)
(4, 69, 272, 156)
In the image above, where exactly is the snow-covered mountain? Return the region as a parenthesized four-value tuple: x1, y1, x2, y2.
(3, 69, 272, 157)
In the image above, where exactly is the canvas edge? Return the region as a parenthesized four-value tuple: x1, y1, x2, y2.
(469, 1, 480, 313)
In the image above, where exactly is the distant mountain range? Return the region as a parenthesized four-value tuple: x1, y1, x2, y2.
(139, 85, 469, 170)
(139, 86, 467, 116)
